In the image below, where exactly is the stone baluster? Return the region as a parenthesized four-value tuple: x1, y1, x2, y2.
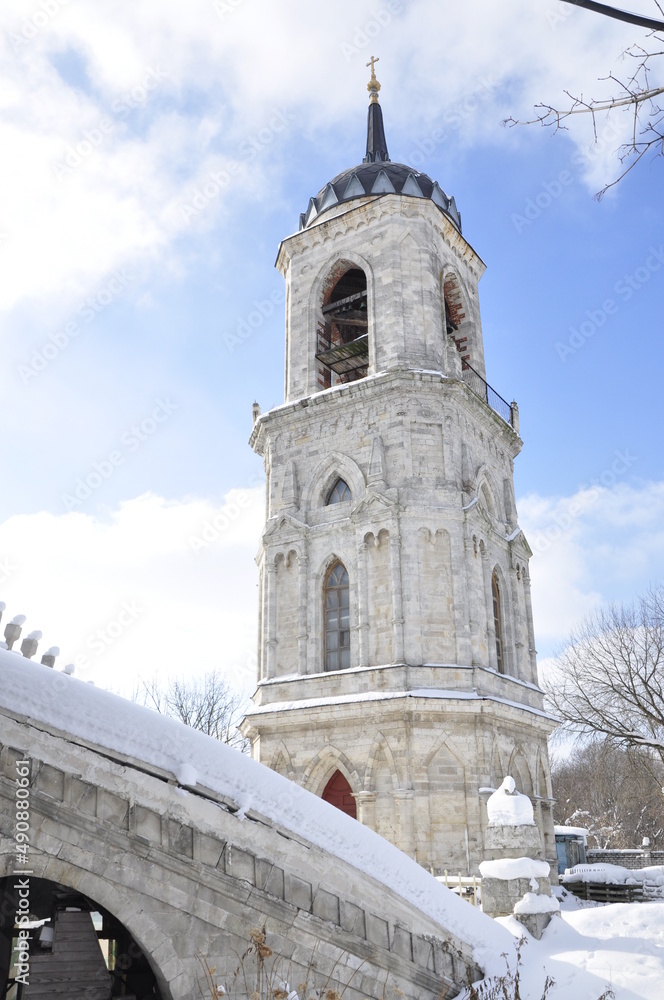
(21, 630, 42, 659)
(4, 615, 26, 650)
(41, 646, 60, 669)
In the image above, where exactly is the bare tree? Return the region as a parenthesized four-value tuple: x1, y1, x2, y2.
(552, 739, 664, 848)
(139, 670, 250, 752)
(503, 1, 664, 198)
(545, 587, 664, 766)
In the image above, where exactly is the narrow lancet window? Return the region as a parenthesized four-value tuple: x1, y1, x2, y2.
(324, 561, 350, 671)
(326, 478, 351, 505)
(492, 571, 504, 673)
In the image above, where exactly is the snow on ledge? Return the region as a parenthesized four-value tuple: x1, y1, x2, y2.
(554, 825, 589, 838)
(513, 892, 560, 915)
(486, 776, 535, 826)
(0, 649, 511, 968)
(562, 863, 664, 886)
(247, 690, 556, 722)
(480, 857, 550, 881)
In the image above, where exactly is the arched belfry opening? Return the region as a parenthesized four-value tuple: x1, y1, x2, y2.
(443, 272, 470, 369)
(316, 267, 369, 386)
(322, 770, 357, 818)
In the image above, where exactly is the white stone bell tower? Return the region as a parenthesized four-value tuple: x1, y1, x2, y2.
(242, 62, 556, 874)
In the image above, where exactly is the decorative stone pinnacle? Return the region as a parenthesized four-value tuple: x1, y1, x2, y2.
(366, 55, 381, 104)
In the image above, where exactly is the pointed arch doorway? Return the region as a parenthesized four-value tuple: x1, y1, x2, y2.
(322, 769, 357, 818)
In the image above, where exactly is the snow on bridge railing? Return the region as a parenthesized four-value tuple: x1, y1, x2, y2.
(0, 602, 70, 672)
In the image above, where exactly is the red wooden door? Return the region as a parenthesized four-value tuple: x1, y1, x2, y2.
(322, 770, 357, 818)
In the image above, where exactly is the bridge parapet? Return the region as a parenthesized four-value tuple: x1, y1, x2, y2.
(0, 603, 61, 668)
(0, 664, 509, 999)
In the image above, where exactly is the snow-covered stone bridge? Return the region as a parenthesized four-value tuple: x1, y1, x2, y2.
(0, 653, 509, 1000)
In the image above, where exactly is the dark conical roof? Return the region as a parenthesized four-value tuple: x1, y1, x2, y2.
(364, 101, 389, 163)
(299, 79, 461, 233)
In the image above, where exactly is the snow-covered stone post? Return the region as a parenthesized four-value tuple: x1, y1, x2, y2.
(40, 646, 60, 669)
(4, 614, 26, 650)
(479, 776, 560, 937)
(21, 630, 42, 659)
(483, 775, 542, 861)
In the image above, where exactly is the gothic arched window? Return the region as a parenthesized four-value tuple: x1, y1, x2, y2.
(324, 561, 350, 671)
(322, 769, 357, 818)
(326, 478, 351, 505)
(492, 571, 504, 674)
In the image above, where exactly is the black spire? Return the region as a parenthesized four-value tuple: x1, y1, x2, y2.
(363, 56, 390, 164)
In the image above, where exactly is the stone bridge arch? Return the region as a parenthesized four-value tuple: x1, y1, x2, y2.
(0, 867, 179, 1000)
(0, 674, 502, 1000)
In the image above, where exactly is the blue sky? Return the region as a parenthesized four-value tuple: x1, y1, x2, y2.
(0, 0, 662, 695)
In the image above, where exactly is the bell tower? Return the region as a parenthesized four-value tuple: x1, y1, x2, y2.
(242, 63, 556, 874)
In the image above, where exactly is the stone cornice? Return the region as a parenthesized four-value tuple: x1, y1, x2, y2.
(246, 688, 557, 728)
(251, 368, 520, 456)
(276, 195, 486, 280)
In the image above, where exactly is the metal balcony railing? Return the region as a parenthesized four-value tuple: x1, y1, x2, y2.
(461, 362, 514, 427)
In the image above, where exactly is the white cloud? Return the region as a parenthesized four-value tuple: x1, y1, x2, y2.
(518, 480, 664, 653)
(0, 487, 265, 698)
(0, 0, 645, 319)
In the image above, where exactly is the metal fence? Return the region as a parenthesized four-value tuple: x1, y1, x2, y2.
(460, 363, 513, 427)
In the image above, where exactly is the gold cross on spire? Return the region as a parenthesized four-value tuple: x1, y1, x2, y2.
(366, 55, 381, 103)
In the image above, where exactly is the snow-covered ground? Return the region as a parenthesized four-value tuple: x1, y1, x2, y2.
(488, 892, 664, 1000)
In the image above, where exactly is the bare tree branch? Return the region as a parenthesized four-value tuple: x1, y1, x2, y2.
(545, 587, 664, 766)
(504, 18, 664, 198)
(136, 670, 250, 752)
